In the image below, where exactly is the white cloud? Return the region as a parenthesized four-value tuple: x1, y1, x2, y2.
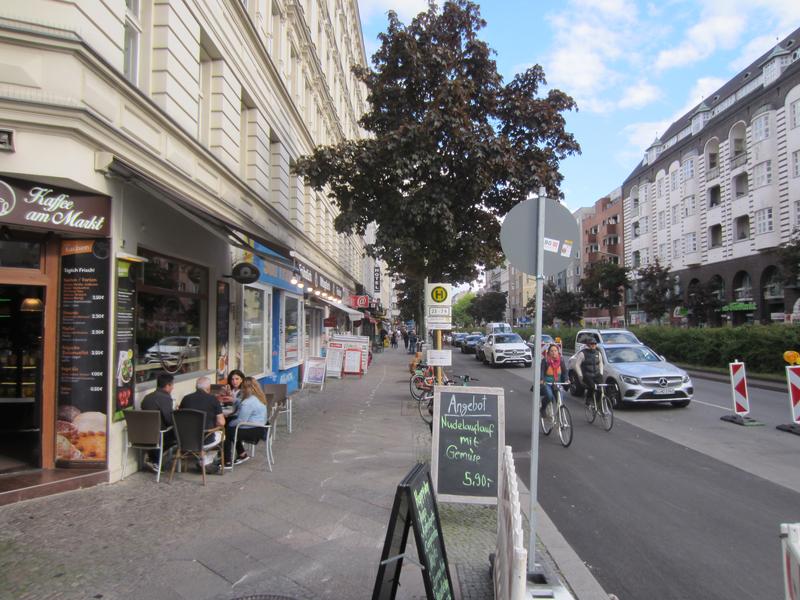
(618, 81, 661, 109)
(654, 13, 746, 71)
(728, 33, 781, 72)
(357, 0, 429, 24)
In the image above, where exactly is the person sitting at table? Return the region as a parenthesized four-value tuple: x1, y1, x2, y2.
(180, 376, 225, 467)
(225, 369, 246, 408)
(140, 372, 176, 470)
(223, 377, 268, 468)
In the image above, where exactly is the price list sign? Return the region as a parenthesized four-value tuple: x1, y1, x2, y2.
(112, 260, 136, 422)
(57, 240, 110, 464)
(431, 386, 505, 504)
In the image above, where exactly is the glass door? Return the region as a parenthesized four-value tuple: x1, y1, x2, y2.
(0, 285, 44, 473)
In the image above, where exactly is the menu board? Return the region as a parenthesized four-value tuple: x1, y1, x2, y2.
(325, 346, 344, 378)
(343, 348, 362, 375)
(216, 281, 230, 383)
(431, 386, 504, 504)
(56, 240, 110, 465)
(112, 260, 136, 422)
(302, 357, 326, 389)
(330, 334, 370, 372)
(372, 463, 454, 600)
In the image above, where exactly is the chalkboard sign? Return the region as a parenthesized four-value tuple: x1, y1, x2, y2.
(372, 463, 454, 600)
(431, 386, 505, 504)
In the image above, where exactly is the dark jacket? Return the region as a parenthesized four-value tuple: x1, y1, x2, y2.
(141, 389, 174, 428)
(180, 390, 222, 430)
(575, 347, 603, 381)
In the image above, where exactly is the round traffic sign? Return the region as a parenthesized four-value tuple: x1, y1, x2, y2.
(430, 286, 448, 303)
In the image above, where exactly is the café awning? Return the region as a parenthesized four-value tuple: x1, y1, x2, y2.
(314, 295, 363, 321)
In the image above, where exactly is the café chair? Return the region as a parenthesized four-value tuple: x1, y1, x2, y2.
(230, 404, 278, 473)
(169, 409, 224, 486)
(262, 383, 291, 435)
(122, 410, 172, 483)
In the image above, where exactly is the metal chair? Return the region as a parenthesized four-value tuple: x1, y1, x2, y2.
(122, 410, 172, 483)
(231, 403, 278, 473)
(169, 409, 224, 485)
(262, 383, 291, 435)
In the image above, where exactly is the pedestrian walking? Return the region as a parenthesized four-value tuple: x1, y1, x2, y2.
(408, 330, 417, 354)
(402, 329, 409, 350)
(390, 329, 398, 349)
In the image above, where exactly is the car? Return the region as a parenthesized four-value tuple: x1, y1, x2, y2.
(575, 329, 641, 353)
(567, 343, 693, 409)
(482, 333, 532, 367)
(526, 333, 561, 358)
(145, 335, 201, 365)
(485, 322, 513, 336)
(451, 333, 467, 348)
(461, 334, 481, 354)
(475, 336, 488, 361)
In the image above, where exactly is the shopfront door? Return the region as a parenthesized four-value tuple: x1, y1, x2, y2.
(0, 285, 44, 473)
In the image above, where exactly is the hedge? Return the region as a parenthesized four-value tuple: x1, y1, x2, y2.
(512, 324, 799, 374)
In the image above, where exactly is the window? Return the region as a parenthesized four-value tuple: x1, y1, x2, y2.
(753, 160, 772, 188)
(684, 232, 697, 253)
(752, 114, 769, 142)
(124, 0, 141, 85)
(793, 149, 800, 178)
(658, 210, 665, 229)
(791, 100, 800, 129)
(672, 238, 682, 258)
(0, 240, 41, 269)
(243, 285, 272, 376)
(657, 178, 664, 198)
(755, 207, 773, 234)
(709, 224, 723, 248)
(659, 243, 666, 258)
(684, 195, 696, 216)
(796, 200, 800, 228)
(280, 293, 303, 368)
(135, 248, 208, 383)
(670, 171, 678, 191)
(708, 185, 721, 208)
(198, 47, 213, 145)
(681, 158, 695, 181)
(632, 250, 640, 267)
(671, 205, 679, 225)
(735, 215, 750, 240)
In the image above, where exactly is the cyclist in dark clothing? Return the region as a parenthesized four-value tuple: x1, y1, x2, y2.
(574, 339, 604, 406)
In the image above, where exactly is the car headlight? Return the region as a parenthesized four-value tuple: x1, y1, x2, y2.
(682, 375, 690, 384)
(621, 375, 640, 385)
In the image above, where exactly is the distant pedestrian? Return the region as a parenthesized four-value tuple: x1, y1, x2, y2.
(408, 330, 417, 354)
(390, 329, 398, 349)
(402, 329, 409, 350)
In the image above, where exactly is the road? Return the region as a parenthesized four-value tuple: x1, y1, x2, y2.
(446, 346, 800, 600)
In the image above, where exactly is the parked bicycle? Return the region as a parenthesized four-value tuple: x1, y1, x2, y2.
(410, 364, 453, 401)
(585, 382, 613, 431)
(418, 374, 478, 426)
(540, 381, 573, 447)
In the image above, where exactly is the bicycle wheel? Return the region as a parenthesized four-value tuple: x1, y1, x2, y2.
(410, 374, 427, 401)
(540, 402, 554, 436)
(418, 392, 434, 425)
(584, 395, 597, 423)
(600, 394, 614, 431)
(557, 404, 573, 447)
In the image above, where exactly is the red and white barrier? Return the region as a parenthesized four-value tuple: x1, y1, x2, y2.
(729, 360, 750, 415)
(494, 446, 527, 600)
(782, 523, 800, 600)
(786, 366, 800, 425)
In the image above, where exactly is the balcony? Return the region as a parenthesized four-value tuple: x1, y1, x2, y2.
(734, 287, 754, 301)
(731, 153, 747, 169)
(706, 165, 719, 181)
(605, 223, 618, 235)
(763, 284, 784, 300)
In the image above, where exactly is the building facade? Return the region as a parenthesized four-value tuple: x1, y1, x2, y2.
(622, 29, 800, 326)
(0, 0, 372, 496)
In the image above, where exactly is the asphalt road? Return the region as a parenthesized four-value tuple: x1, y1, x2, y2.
(447, 346, 800, 600)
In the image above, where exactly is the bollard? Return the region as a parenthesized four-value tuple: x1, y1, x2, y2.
(721, 360, 763, 426)
(776, 364, 800, 436)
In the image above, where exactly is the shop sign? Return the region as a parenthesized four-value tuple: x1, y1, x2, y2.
(296, 261, 317, 288)
(350, 295, 369, 308)
(112, 259, 136, 423)
(374, 266, 381, 293)
(231, 262, 259, 284)
(721, 302, 757, 312)
(318, 274, 332, 293)
(0, 176, 110, 236)
(323, 316, 337, 328)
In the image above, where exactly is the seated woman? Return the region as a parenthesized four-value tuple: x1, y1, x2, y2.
(223, 377, 268, 468)
(222, 369, 246, 409)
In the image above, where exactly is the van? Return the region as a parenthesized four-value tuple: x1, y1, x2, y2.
(484, 322, 513, 336)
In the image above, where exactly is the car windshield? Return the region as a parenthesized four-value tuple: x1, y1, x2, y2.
(601, 332, 639, 344)
(495, 334, 522, 344)
(604, 346, 662, 363)
(466, 335, 480, 342)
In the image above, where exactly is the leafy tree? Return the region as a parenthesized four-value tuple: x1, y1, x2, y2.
(581, 262, 629, 321)
(635, 259, 674, 323)
(526, 282, 557, 325)
(452, 292, 476, 329)
(395, 277, 423, 325)
(293, 1, 579, 285)
(526, 282, 584, 326)
(776, 228, 800, 286)
(468, 291, 507, 323)
(686, 280, 724, 326)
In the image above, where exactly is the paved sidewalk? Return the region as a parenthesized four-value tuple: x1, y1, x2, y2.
(0, 348, 600, 600)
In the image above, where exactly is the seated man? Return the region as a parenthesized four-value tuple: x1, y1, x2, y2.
(180, 376, 225, 466)
(140, 372, 176, 469)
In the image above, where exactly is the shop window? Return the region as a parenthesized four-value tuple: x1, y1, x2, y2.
(135, 249, 208, 382)
(0, 240, 41, 269)
(243, 285, 271, 376)
(280, 294, 303, 368)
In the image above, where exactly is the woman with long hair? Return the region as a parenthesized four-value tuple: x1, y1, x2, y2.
(223, 377, 268, 468)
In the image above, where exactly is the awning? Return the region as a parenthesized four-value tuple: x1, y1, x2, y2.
(313, 295, 363, 321)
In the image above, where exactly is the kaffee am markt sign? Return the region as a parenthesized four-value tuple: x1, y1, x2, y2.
(0, 176, 110, 236)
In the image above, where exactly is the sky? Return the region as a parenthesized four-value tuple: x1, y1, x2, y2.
(357, 0, 800, 212)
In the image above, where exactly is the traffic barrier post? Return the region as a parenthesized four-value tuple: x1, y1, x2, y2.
(780, 523, 800, 600)
(721, 360, 763, 426)
(776, 365, 800, 436)
(494, 446, 528, 600)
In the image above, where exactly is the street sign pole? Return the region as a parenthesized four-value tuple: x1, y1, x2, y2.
(528, 190, 545, 575)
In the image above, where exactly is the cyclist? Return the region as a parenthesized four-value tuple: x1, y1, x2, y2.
(540, 343, 567, 418)
(573, 338, 604, 407)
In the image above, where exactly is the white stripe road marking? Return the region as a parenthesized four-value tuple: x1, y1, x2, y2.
(691, 398, 729, 411)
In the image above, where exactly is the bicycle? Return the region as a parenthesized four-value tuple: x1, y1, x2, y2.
(410, 365, 453, 401)
(540, 381, 573, 447)
(418, 374, 478, 425)
(584, 382, 613, 431)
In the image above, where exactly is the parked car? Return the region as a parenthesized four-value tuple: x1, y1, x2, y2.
(461, 334, 481, 354)
(526, 333, 561, 358)
(574, 329, 641, 353)
(485, 322, 513, 336)
(567, 343, 692, 409)
(451, 333, 467, 348)
(475, 336, 488, 361)
(482, 333, 532, 367)
(144, 335, 201, 365)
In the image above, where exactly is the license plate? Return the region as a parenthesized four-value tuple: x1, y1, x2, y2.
(654, 388, 674, 395)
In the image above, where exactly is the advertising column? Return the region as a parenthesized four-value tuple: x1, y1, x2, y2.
(56, 240, 110, 466)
